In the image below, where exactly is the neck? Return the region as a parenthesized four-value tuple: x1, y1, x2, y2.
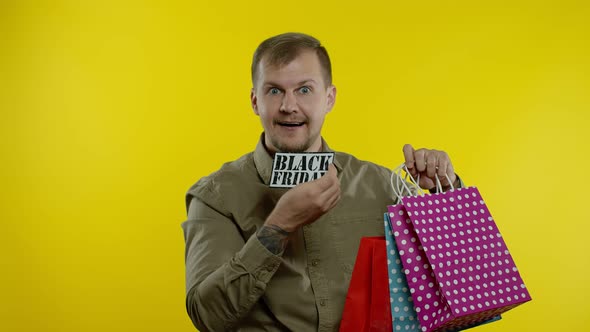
(261, 136, 324, 155)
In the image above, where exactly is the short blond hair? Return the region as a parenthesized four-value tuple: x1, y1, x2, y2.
(251, 32, 332, 87)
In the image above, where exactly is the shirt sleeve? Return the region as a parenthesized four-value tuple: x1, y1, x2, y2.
(182, 196, 282, 332)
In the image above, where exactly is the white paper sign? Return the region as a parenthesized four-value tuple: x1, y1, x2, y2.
(269, 152, 335, 188)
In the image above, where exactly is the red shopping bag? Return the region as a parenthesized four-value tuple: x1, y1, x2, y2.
(340, 237, 392, 332)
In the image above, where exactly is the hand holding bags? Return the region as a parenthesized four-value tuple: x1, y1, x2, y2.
(387, 165, 532, 332)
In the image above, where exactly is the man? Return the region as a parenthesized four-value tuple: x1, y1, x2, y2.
(182, 32, 461, 331)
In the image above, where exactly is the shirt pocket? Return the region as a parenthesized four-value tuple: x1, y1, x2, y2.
(329, 216, 385, 274)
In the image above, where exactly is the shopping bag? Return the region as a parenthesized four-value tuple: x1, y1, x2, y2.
(383, 213, 423, 332)
(387, 166, 532, 332)
(384, 213, 501, 332)
(340, 237, 392, 332)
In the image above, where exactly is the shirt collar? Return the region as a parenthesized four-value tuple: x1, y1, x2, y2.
(253, 133, 343, 185)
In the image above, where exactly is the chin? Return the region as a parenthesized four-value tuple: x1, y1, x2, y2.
(278, 145, 309, 153)
(274, 140, 311, 153)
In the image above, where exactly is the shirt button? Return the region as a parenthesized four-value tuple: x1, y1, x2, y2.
(311, 259, 319, 267)
(320, 299, 326, 306)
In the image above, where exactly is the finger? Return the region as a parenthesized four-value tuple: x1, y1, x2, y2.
(324, 164, 339, 186)
(322, 180, 341, 204)
(437, 160, 449, 186)
(327, 163, 337, 177)
(402, 144, 415, 170)
(407, 167, 418, 179)
(313, 164, 338, 190)
(320, 172, 340, 195)
(438, 153, 456, 187)
(318, 178, 340, 208)
(446, 157, 455, 181)
(426, 151, 437, 179)
(446, 162, 456, 187)
(414, 149, 426, 173)
(325, 191, 341, 211)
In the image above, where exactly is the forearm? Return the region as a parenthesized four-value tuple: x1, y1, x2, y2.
(256, 224, 290, 255)
(185, 232, 282, 331)
(183, 198, 283, 331)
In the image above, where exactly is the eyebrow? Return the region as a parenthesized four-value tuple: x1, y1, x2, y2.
(263, 79, 318, 87)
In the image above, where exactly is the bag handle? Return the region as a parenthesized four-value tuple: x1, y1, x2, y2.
(391, 164, 456, 201)
(390, 163, 425, 201)
(434, 171, 455, 192)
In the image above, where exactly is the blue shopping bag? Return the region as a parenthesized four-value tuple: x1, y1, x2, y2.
(384, 213, 422, 332)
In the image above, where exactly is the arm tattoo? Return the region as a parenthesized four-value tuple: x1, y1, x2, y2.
(256, 225, 290, 255)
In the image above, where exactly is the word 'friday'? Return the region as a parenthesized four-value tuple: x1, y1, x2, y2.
(269, 152, 335, 188)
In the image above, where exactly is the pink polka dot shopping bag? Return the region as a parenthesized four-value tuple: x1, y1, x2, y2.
(386, 165, 532, 332)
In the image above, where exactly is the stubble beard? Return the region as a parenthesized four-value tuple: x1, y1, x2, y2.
(269, 132, 320, 153)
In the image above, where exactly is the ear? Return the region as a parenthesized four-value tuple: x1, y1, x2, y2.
(250, 88, 259, 115)
(325, 85, 337, 113)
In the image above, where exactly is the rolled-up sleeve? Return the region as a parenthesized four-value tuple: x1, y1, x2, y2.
(182, 196, 282, 331)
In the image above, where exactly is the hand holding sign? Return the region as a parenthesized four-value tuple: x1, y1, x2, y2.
(265, 164, 341, 233)
(402, 144, 458, 191)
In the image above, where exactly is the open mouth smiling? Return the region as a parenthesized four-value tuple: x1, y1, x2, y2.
(276, 121, 305, 127)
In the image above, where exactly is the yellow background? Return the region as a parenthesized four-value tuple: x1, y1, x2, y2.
(1, 0, 589, 331)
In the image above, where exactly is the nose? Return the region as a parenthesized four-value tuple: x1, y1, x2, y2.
(279, 91, 297, 113)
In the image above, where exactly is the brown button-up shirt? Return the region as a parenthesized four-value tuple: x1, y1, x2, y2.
(182, 136, 409, 331)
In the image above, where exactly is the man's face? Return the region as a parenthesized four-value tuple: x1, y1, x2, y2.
(251, 50, 336, 153)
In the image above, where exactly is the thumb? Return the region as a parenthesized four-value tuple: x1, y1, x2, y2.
(326, 163, 338, 179)
(315, 163, 337, 188)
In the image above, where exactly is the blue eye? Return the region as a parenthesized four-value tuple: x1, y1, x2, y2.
(299, 86, 311, 94)
(269, 88, 281, 95)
